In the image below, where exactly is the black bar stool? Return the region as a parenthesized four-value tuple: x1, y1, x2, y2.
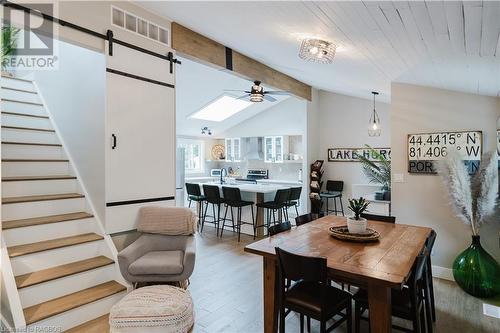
(201, 184, 225, 234)
(320, 180, 344, 216)
(221, 186, 255, 242)
(185, 183, 206, 222)
(285, 186, 302, 218)
(256, 188, 291, 234)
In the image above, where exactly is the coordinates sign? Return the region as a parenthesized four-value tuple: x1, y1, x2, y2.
(407, 131, 482, 174)
(327, 148, 391, 162)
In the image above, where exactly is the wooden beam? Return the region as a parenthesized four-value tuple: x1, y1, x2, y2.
(171, 22, 312, 101)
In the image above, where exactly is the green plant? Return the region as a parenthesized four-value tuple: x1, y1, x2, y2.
(357, 144, 391, 191)
(348, 197, 369, 220)
(2, 26, 19, 70)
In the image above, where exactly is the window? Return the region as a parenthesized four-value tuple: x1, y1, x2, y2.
(178, 139, 204, 174)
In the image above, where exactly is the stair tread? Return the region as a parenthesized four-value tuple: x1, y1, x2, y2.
(2, 175, 76, 182)
(7, 233, 103, 258)
(23, 281, 125, 325)
(1, 111, 49, 119)
(2, 141, 62, 147)
(1, 98, 43, 106)
(1, 75, 33, 82)
(3, 212, 93, 230)
(65, 314, 110, 333)
(1, 125, 54, 132)
(1, 86, 37, 94)
(16, 256, 114, 289)
(2, 158, 69, 162)
(3, 193, 84, 204)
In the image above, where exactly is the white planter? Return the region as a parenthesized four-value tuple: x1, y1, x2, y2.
(347, 217, 367, 234)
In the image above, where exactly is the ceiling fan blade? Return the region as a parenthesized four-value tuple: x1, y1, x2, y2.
(224, 89, 249, 93)
(265, 91, 289, 96)
(263, 94, 277, 102)
(236, 95, 250, 100)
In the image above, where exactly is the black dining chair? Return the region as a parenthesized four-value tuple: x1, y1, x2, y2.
(353, 248, 431, 333)
(201, 184, 225, 234)
(320, 180, 344, 216)
(256, 188, 291, 232)
(360, 213, 396, 223)
(185, 183, 206, 221)
(221, 186, 255, 242)
(275, 247, 353, 333)
(285, 187, 302, 218)
(295, 213, 317, 226)
(268, 221, 292, 236)
(424, 230, 437, 326)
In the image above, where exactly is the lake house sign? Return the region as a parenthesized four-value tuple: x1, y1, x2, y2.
(327, 147, 391, 162)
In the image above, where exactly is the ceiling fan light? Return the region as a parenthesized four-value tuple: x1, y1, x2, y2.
(250, 93, 263, 102)
(299, 38, 336, 64)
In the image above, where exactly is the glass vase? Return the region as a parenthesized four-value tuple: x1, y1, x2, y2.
(452, 235, 500, 298)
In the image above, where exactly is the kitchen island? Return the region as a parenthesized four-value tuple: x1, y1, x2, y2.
(191, 181, 294, 237)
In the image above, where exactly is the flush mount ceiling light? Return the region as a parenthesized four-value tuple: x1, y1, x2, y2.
(298, 38, 336, 64)
(368, 91, 381, 137)
(189, 95, 252, 122)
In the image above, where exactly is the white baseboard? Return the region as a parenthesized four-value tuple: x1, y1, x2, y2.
(432, 265, 454, 281)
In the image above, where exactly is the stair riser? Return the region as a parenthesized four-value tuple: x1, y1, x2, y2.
(2, 161, 70, 177)
(3, 217, 96, 246)
(2, 179, 78, 197)
(10, 240, 111, 275)
(26, 291, 125, 331)
(1, 77, 34, 91)
(1, 113, 52, 129)
(1, 145, 66, 159)
(1, 88, 40, 104)
(2, 197, 86, 220)
(2, 128, 59, 144)
(19, 265, 116, 308)
(1, 100, 46, 116)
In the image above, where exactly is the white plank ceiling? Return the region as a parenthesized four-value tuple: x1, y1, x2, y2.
(138, 1, 500, 101)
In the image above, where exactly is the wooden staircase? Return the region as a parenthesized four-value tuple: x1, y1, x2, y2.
(1, 75, 125, 331)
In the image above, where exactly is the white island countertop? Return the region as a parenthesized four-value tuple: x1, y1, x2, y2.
(256, 179, 303, 186)
(193, 181, 292, 194)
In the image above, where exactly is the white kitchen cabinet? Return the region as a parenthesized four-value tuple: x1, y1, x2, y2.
(225, 137, 241, 162)
(105, 43, 176, 234)
(264, 136, 288, 163)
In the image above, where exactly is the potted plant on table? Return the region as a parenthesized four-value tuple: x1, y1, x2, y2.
(357, 145, 391, 200)
(347, 197, 370, 234)
(438, 151, 500, 298)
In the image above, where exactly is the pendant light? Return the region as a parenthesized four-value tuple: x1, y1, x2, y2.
(368, 91, 381, 137)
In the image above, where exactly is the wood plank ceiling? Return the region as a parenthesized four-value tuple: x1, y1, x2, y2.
(138, 1, 500, 101)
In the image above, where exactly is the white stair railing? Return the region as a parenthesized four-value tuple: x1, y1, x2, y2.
(1, 237, 26, 329)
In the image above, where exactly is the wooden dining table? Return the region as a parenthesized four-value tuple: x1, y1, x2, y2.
(244, 215, 432, 333)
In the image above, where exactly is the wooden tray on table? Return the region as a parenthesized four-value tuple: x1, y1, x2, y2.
(328, 226, 380, 242)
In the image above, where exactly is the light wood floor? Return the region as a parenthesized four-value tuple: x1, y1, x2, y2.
(190, 226, 499, 333)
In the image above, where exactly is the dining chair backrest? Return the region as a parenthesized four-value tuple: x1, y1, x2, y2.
(425, 230, 437, 252)
(275, 247, 327, 284)
(274, 188, 291, 205)
(407, 248, 428, 294)
(326, 180, 344, 192)
(186, 183, 202, 196)
(295, 213, 316, 226)
(202, 185, 222, 204)
(222, 186, 242, 204)
(360, 213, 396, 224)
(268, 221, 292, 236)
(288, 187, 302, 202)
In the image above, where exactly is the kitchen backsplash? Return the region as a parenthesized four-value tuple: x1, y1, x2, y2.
(209, 160, 303, 182)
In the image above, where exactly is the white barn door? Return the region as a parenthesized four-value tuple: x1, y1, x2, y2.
(105, 43, 176, 233)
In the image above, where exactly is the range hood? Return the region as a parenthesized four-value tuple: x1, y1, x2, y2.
(245, 137, 263, 160)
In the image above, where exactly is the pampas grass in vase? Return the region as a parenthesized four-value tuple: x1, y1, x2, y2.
(438, 150, 500, 298)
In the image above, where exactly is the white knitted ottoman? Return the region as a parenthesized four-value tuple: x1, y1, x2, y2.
(109, 285, 194, 333)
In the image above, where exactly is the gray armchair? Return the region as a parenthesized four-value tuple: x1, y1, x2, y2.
(118, 233, 196, 283)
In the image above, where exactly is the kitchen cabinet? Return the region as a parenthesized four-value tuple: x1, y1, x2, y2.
(225, 138, 241, 162)
(264, 136, 288, 163)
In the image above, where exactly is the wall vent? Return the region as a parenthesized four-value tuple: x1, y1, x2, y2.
(111, 6, 170, 46)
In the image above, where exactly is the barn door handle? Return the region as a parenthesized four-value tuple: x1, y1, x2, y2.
(111, 134, 117, 149)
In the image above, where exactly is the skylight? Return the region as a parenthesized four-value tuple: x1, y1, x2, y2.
(189, 95, 252, 122)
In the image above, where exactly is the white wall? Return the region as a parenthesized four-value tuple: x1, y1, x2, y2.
(318, 91, 391, 206)
(391, 83, 500, 269)
(34, 40, 106, 221)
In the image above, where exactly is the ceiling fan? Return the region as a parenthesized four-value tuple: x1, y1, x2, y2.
(225, 80, 289, 102)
